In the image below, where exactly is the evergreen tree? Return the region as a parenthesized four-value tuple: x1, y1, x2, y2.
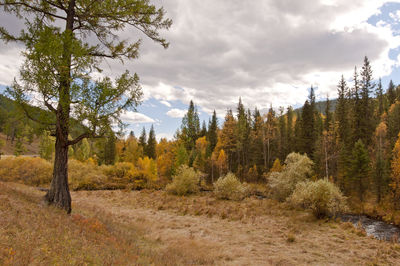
(376, 78, 385, 118)
(139, 127, 147, 152)
(324, 96, 332, 131)
(349, 139, 370, 201)
(286, 106, 294, 151)
(352, 66, 363, 144)
(388, 80, 396, 107)
(359, 56, 375, 144)
(278, 107, 287, 160)
(200, 120, 207, 138)
(300, 99, 315, 158)
(146, 125, 157, 159)
(180, 100, 200, 151)
(236, 98, 248, 168)
(207, 110, 218, 153)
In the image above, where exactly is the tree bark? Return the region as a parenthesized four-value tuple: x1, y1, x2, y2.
(44, 125, 71, 213)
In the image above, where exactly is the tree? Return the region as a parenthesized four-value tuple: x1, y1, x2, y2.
(359, 56, 375, 144)
(1, 0, 171, 213)
(207, 110, 218, 153)
(104, 133, 116, 165)
(146, 125, 157, 159)
(388, 80, 396, 107)
(180, 100, 200, 152)
(376, 78, 384, 118)
(374, 122, 389, 202)
(349, 139, 370, 202)
(391, 133, 400, 209)
(138, 127, 147, 152)
(39, 130, 55, 160)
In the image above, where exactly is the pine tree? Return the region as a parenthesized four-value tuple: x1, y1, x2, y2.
(139, 127, 147, 153)
(200, 120, 207, 137)
(349, 139, 370, 202)
(207, 110, 218, 153)
(180, 100, 200, 151)
(359, 56, 375, 144)
(376, 78, 384, 118)
(300, 99, 315, 158)
(388, 80, 396, 107)
(236, 98, 248, 168)
(278, 107, 287, 160)
(146, 125, 157, 159)
(324, 96, 332, 131)
(390, 133, 400, 209)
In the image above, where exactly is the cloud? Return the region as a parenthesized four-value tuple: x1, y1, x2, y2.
(120, 111, 155, 124)
(160, 100, 172, 107)
(2, 0, 400, 116)
(166, 108, 186, 118)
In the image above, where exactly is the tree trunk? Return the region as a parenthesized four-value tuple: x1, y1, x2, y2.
(44, 126, 71, 213)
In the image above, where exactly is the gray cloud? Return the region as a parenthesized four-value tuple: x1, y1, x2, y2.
(1, 0, 399, 116)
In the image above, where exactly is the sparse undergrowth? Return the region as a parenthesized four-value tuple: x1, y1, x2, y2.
(2, 181, 400, 265)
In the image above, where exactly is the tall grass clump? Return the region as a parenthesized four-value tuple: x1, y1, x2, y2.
(166, 165, 200, 196)
(268, 152, 313, 201)
(214, 172, 246, 201)
(288, 179, 348, 218)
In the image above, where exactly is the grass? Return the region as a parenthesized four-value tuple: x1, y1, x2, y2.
(2, 181, 400, 265)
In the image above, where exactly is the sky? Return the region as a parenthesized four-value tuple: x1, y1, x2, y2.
(1, 0, 400, 140)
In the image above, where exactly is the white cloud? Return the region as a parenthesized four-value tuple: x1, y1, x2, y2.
(166, 108, 186, 118)
(160, 100, 172, 107)
(120, 111, 155, 124)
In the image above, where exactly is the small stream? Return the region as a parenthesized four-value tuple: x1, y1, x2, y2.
(340, 214, 400, 241)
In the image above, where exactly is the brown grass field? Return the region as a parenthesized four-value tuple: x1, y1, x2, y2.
(1, 181, 400, 265)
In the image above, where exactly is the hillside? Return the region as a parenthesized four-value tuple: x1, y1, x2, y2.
(0, 133, 39, 155)
(1, 181, 400, 265)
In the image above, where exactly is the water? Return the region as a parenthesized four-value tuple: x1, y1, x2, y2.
(340, 214, 400, 241)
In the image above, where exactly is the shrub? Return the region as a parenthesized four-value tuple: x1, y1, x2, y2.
(0, 157, 52, 185)
(69, 159, 109, 190)
(214, 172, 246, 201)
(166, 165, 200, 196)
(268, 152, 313, 201)
(288, 179, 348, 218)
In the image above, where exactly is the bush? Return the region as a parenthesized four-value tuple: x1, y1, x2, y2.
(69, 159, 109, 190)
(0, 157, 52, 185)
(288, 179, 348, 218)
(214, 172, 246, 201)
(166, 165, 200, 196)
(268, 152, 313, 201)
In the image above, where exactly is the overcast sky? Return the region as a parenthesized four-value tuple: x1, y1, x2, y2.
(1, 0, 400, 140)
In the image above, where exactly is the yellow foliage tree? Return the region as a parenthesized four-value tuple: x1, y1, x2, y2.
(217, 149, 228, 176)
(270, 158, 283, 173)
(137, 156, 158, 183)
(156, 139, 175, 181)
(390, 133, 400, 209)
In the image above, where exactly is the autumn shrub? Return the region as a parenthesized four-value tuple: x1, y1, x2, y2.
(268, 152, 313, 201)
(166, 165, 200, 196)
(288, 179, 348, 218)
(69, 159, 109, 190)
(0, 157, 52, 185)
(214, 172, 247, 201)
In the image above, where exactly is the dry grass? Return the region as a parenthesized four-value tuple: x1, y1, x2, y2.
(2, 182, 400, 265)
